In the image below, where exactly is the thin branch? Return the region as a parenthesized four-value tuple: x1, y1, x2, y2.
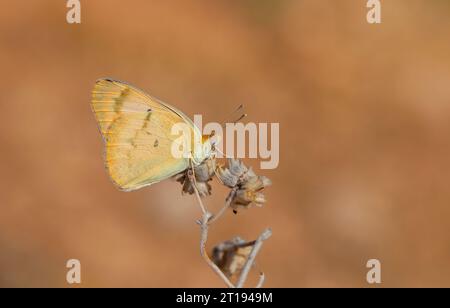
(236, 228, 273, 288)
(190, 162, 235, 287)
(199, 211, 235, 288)
(188, 164, 207, 215)
(193, 183, 207, 215)
(189, 158, 271, 288)
(255, 272, 265, 288)
(207, 187, 237, 225)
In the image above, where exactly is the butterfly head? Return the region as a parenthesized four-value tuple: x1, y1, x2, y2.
(192, 132, 221, 165)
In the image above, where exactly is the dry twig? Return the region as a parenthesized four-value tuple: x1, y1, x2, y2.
(186, 158, 272, 288)
(198, 211, 235, 288)
(236, 228, 272, 288)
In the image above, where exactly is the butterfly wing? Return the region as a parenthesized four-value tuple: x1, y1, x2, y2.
(91, 78, 195, 191)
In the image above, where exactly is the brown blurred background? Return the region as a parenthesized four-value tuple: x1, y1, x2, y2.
(0, 0, 450, 287)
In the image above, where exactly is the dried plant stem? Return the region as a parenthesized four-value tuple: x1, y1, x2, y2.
(193, 184, 207, 214)
(208, 188, 237, 225)
(236, 228, 273, 288)
(199, 211, 235, 288)
(256, 272, 265, 288)
(190, 171, 234, 288)
(189, 163, 271, 289)
(188, 165, 207, 215)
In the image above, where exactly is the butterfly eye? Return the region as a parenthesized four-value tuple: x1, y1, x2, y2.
(210, 134, 221, 147)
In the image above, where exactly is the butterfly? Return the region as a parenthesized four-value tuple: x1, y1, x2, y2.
(91, 78, 214, 191)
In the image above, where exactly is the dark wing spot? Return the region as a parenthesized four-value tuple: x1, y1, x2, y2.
(142, 112, 152, 130)
(113, 87, 130, 113)
(154, 139, 159, 147)
(147, 108, 152, 112)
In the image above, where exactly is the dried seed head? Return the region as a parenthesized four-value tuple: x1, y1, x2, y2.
(175, 158, 216, 197)
(216, 159, 251, 188)
(211, 237, 253, 278)
(217, 159, 271, 213)
(242, 175, 272, 192)
(232, 190, 267, 209)
(194, 158, 216, 182)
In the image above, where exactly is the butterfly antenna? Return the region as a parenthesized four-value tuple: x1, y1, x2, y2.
(228, 104, 244, 117)
(231, 104, 247, 123)
(212, 104, 248, 161)
(233, 112, 248, 123)
(221, 104, 244, 126)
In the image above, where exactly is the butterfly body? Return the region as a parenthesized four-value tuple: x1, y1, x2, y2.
(91, 78, 211, 191)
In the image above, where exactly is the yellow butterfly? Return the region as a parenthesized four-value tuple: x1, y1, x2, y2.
(91, 78, 213, 191)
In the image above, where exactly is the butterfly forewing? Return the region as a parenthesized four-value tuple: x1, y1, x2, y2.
(91, 78, 193, 191)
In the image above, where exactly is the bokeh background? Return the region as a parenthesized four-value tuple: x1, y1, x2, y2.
(1, 0, 450, 287)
